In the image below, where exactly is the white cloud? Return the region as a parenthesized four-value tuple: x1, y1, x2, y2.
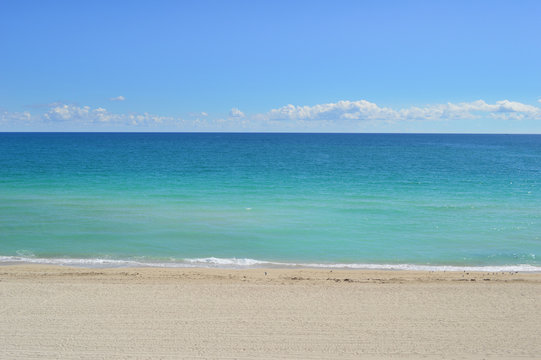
(44, 104, 92, 122)
(189, 111, 209, 117)
(42, 104, 173, 126)
(266, 100, 394, 121)
(229, 108, 245, 118)
(110, 96, 126, 101)
(0, 110, 32, 124)
(263, 99, 541, 122)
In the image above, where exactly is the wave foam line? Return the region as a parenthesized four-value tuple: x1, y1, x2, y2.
(1, 255, 541, 272)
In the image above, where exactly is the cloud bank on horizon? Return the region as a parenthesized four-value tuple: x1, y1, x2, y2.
(2, 99, 541, 132)
(263, 100, 541, 122)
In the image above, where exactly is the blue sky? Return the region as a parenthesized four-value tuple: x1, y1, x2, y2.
(1, 0, 540, 132)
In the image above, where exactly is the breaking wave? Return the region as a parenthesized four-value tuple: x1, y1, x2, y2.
(1, 255, 540, 272)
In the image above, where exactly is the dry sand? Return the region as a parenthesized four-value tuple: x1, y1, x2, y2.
(1, 265, 540, 359)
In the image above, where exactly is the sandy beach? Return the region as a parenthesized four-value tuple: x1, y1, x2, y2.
(0, 265, 540, 359)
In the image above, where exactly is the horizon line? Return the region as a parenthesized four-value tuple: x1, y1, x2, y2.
(1, 131, 541, 135)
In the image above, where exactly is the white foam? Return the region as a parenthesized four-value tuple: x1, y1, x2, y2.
(183, 257, 266, 266)
(1, 255, 540, 272)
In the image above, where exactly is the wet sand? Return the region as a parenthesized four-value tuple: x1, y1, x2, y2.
(1, 265, 540, 359)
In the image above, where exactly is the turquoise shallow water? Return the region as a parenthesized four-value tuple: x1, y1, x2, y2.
(1, 133, 540, 270)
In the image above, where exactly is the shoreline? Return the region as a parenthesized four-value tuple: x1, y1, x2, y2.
(2, 264, 541, 282)
(2, 255, 541, 272)
(2, 265, 541, 359)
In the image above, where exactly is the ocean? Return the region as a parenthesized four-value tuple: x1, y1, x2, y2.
(1, 133, 540, 271)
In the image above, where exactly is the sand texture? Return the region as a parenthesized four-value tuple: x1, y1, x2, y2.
(1, 265, 540, 359)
